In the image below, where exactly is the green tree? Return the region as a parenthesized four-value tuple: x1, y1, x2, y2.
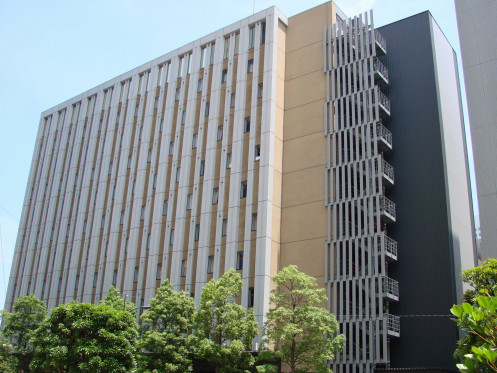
(138, 279, 196, 372)
(260, 265, 345, 373)
(454, 259, 497, 371)
(451, 296, 497, 372)
(193, 269, 259, 373)
(1, 294, 47, 371)
(100, 286, 136, 314)
(30, 300, 138, 372)
(0, 338, 16, 373)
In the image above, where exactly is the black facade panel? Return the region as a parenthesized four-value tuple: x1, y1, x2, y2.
(378, 13, 459, 371)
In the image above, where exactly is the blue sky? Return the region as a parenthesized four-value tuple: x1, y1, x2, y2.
(0, 0, 475, 309)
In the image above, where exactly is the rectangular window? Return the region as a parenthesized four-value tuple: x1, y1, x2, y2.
(134, 103, 139, 117)
(133, 266, 138, 283)
(255, 144, 260, 161)
(125, 238, 129, 253)
(249, 26, 255, 49)
(176, 167, 180, 183)
(195, 224, 200, 241)
(186, 194, 192, 210)
(127, 155, 132, 169)
(146, 233, 151, 250)
(197, 78, 203, 92)
(175, 87, 180, 101)
(147, 148, 152, 163)
(181, 259, 187, 277)
(251, 213, 257, 231)
(169, 229, 174, 246)
(258, 83, 263, 98)
(132, 180, 136, 195)
(240, 181, 247, 198)
(163, 200, 168, 216)
(244, 117, 251, 133)
(83, 220, 87, 235)
(212, 187, 219, 204)
(223, 38, 230, 59)
(140, 205, 146, 220)
(93, 272, 98, 288)
(261, 22, 266, 45)
(205, 102, 210, 116)
(159, 118, 164, 132)
(221, 69, 228, 83)
(248, 287, 254, 307)
(217, 126, 223, 141)
(116, 111, 120, 124)
(181, 110, 186, 125)
(156, 263, 162, 280)
(236, 251, 244, 270)
(154, 96, 159, 110)
(178, 56, 184, 78)
(101, 215, 105, 229)
(169, 141, 174, 156)
(222, 218, 227, 236)
(226, 153, 232, 169)
(192, 133, 198, 149)
(207, 255, 214, 274)
(247, 59, 254, 74)
(153, 173, 157, 189)
(112, 270, 117, 286)
(200, 47, 206, 68)
(200, 160, 205, 176)
(138, 126, 143, 140)
(120, 210, 125, 225)
(230, 93, 236, 108)
(234, 33, 239, 55)
(75, 275, 80, 290)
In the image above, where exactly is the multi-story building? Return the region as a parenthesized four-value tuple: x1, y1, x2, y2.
(6, 2, 475, 371)
(455, 0, 497, 261)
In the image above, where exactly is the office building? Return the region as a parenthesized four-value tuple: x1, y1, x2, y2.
(6, 2, 475, 371)
(455, 0, 497, 261)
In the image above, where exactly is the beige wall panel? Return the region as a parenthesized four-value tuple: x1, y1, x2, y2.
(282, 165, 324, 207)
(285, 2, 332, 53)
(282, 132, 326, 174)
(276, 76, 285, 110)
(273, 137, 283, 174)
(286, 42, 323, 81)
(284, 70, 326, 111)
(274, 103, 284, 141)
(281, 200, 326, 243)
(279, 237, 326, 288)
(283, 100, 324, 141)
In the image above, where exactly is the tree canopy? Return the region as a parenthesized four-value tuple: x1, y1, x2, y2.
(261, 265, 345, 373)
(138, 279, 196, 372)
(193, 269, 259, 373)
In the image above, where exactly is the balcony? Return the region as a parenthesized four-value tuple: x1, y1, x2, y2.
(373, 58, 388, 85)
(378, 233, 398, 261)
(382, 276, 399, 301)
(374, 157, 394, 187)
(372, 121, 392, 151)
(373, 29, 387, 56)
(377, 196, 396, 223)
(373, 87, 391, 118)
(384, 314, 400, 337)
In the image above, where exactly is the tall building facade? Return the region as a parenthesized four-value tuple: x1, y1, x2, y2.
(455, 0, 497, 261)
(6, 2, 475, 371)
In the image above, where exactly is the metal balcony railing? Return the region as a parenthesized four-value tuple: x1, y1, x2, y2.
(382, 234, 398, 260)
(373, 58, 389, 83)
(384, 314, 400, 336)
(373, 121, 393, 148)
(378, 196, 396, 221)
(382, 276, 399, 300)
(373, 87, 391, 114)
(374, 29, 387, 54)
(374, 157, 394, 185)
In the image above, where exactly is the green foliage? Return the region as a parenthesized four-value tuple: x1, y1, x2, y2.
(455, 259, 497, 371)
(30, 300, 138, 372)
(0, 338, 17, 373)
(261, 265, 345, 373)
(100, 286, 136, 315)
(461, 259, 497, 303)
(193, 269, 259, 373)
(1, 294, 47, 371)
(138, 279, 196, 372)
(451, 296, 497, 372)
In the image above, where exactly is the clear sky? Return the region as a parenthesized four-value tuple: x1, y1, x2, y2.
(0, 0, 476, 309)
